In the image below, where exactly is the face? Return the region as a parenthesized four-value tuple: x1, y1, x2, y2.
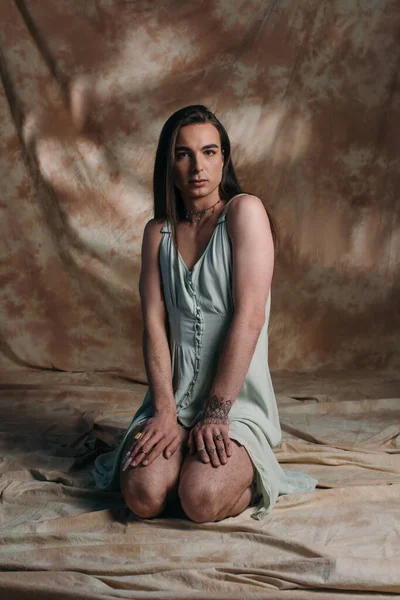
(173, 123, 224, 200)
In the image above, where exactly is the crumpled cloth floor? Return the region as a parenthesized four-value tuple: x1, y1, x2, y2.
(0, 369, 399, 599)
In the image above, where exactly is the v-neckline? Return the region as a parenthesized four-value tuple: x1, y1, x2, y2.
(177, 224, 220, 274)
(172, 193, 246, 274)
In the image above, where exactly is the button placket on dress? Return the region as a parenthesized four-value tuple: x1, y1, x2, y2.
(176, 271, 204, 410)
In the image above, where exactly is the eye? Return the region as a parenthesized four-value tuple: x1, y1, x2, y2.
(176, 151, 189, 159)
(204, 150, 216, 156)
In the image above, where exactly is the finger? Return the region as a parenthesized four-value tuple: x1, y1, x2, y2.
(122, 447, 145, 471)
(122, 429, 147, 471)
(126, 431, 147, 462)
(129, 446, 149, 468)
(142, 440, 166, 466)
(198, 447, 209, 463)
(131, 434, 161, 467)
(217, 431, 231, 460)
(214, 433, 227, 465)
(122, 449, 132, 472)
(195, 430, 209, 464)
(224, 434, 232, 457)
(204, 431, 220, 467)
(130, 431, 154, 461)
(207, 445, 220, 467)
(163, 436, 180, 459)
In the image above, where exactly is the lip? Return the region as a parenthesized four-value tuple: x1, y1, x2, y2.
(189, 179, 208, 185)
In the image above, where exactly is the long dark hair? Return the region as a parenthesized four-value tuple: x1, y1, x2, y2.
(153, 105, 280, 256)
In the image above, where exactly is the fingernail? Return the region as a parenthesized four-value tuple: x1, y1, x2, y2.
(143, 460, 148, 465)
(166, 452, 171, 458)
(132, 461, 137, 467)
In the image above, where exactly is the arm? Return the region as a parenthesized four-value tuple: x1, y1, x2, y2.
(123, 219, 181, 470)
(207, 193, 274, 404)
(139, 219, 176, 416)
(189, 194, 274, 465)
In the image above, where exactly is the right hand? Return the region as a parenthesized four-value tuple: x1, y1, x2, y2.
(122, 411, 183, 470)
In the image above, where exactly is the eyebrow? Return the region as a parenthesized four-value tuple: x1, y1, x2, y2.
(175, 143, 219, 151)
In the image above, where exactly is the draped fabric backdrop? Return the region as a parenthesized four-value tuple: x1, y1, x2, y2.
(1, 2, 400, 599)
(1, 0, 399, 377)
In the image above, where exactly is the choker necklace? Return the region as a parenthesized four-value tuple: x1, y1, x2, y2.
(185, 198, 221, 222)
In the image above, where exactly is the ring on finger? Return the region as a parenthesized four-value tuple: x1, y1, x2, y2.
(198, 447, 206, 453)
(216, 434, 223, 441)
(217, 444, 224, 452)
(209, 447, 216, 453)
(135, 435, 148, 444)
(139, 448, 148, 455)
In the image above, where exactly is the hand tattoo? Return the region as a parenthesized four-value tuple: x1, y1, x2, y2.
(203, 395, 232, 424)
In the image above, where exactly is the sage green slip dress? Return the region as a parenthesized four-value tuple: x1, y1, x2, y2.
(92, 193, 317, 520)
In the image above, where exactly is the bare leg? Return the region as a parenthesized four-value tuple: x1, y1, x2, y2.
(120, 422, 189, 519)
(216, 485, 253, 520)
(178, 439, 255, 523)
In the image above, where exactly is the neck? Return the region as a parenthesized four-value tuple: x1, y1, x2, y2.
(184, 198, 223, 225)
(181, 188, 221, 214)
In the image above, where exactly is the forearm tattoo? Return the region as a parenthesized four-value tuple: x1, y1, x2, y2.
(203, 395, 232, 424)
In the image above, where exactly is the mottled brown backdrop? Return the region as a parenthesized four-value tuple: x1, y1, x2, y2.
(0, 0, 399, 377)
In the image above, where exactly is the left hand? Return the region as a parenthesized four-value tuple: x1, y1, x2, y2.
(188, 395, 233, 467)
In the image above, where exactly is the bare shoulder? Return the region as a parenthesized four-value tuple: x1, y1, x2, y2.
(143, 217, 165, 237)
(139, 218, 166, 301)
(142, 217, 165, 248)
(227, 194, 271, 236)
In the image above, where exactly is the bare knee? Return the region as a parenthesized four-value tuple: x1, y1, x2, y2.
(178, 482, 221, 523)
(121, 475, 168, 519)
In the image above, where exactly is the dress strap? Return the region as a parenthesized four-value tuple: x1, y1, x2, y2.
(217, 192, 248, 223)
(160, 219, 171, 233)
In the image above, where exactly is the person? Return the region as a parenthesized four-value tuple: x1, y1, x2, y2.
(92, 105, 317, 521)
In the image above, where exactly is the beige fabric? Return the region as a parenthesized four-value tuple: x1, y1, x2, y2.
(0, 370, 399, 598)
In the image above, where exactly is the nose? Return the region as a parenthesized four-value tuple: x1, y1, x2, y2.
(190, 153, 204, 173)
